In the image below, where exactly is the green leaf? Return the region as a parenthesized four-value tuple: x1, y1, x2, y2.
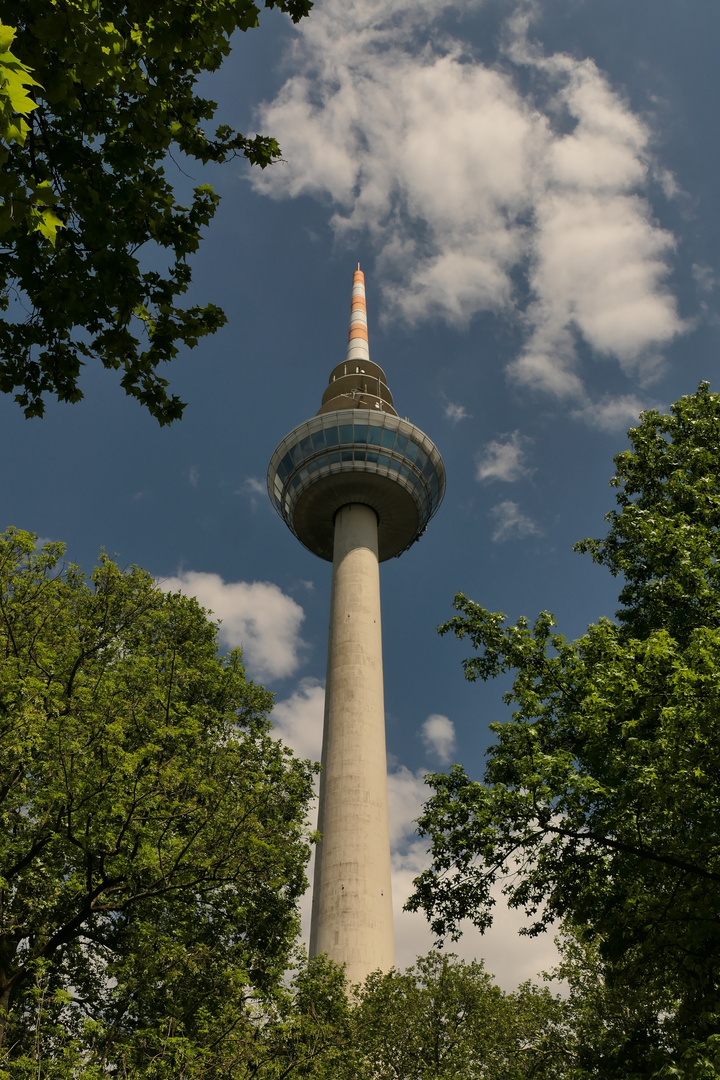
(31, 206, 62, 245)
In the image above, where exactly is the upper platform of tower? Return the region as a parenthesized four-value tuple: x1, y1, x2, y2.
(267, 267, 445, 562)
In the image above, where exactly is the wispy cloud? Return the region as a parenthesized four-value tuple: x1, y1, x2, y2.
(693, 263, 718, 295)
(573, 393, 652, 432)
(420, 714, 456, 764)
(237, 476, 267, 511)
(444, 401, 470, 423)
(489, 500, 541, 542)
(476, 431, 532, 482)
(254, 0, 683, 410)
(158, 571, 306, 681)
(188, 465, 199, 488)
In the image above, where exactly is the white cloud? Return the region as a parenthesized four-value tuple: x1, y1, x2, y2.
(188, 465, 199, 488)
(514, 190, 677, 396)
(445, 401, 470, 423)
(573, 393, 651, 432)
(387, 765, 430, 849)
(489, 500, 541, 542)
(274, 679, 325, 946)
(383, 764, 559, 986)
(254, 0, 683, 406)
(158, 571, 305, 680)
(476, 431, 532, 482)
(391, 839, 561, 989)
(272, 677, 325, 762)
(420, 714, 456, 764)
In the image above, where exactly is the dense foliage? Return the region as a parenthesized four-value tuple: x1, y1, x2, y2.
(574, 380, 720, 641)
(0, 528, 317, 1075)
(409, 384, 720, 1072)
(349, 952, 565, 1080)
(0, 0, 311, 423)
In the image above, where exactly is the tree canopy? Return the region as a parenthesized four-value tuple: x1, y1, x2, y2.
(0, 527, 317, 1075)
(0, 0, 311, 424)
(349, 952, 565, 1080)
(408, 384, 720, 1070)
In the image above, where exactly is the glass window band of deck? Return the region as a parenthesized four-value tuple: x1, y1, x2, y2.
(268, 412, 445, 524)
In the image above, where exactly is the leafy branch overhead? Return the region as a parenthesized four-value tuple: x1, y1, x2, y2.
(0, 22, 62, 246)
(0, 0, 312, 424)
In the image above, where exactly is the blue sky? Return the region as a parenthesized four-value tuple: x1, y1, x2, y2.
(2, 0, 719, 985)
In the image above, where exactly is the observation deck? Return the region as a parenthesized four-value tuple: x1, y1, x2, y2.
(267, 268, 445, 562)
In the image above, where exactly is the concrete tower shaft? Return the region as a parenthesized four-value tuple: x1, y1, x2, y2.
(267, 267, 445, 985)
(309, 503, 394, 979)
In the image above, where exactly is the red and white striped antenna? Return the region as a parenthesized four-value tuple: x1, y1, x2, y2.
(346, 263, 370, 369)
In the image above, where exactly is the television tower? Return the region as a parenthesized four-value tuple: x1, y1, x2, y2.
(267, 267, 445, 985)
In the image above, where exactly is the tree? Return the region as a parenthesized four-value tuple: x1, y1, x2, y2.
(0, 0, 311, 425)
(549, 930, 677, 1078)
(349, 952, 566, 1080)
(261, 954, 354, 1080)
(408, 385, 720, 1065)
(0, 527, 317, 1075)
